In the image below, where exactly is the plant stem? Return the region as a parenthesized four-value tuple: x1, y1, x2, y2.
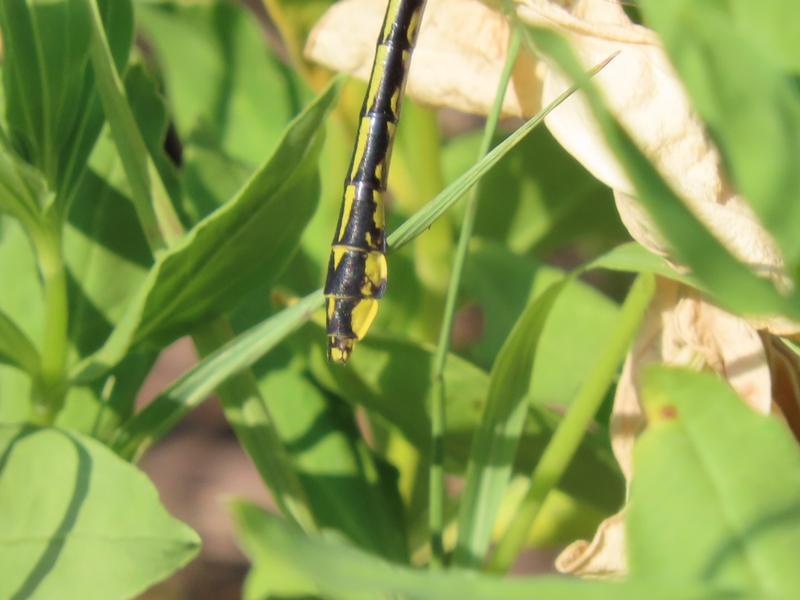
(31, 226, 68, 423)
(428, 27, 522, 568)
(488, 274, 655, 572)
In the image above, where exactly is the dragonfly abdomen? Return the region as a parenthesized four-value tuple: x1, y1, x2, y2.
(325, 0, 426, 364)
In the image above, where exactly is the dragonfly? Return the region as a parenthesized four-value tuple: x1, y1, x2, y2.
(324, 0, 427, 363)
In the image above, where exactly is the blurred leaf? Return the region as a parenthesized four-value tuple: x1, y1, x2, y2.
(84, 0, 182, 250)
(65, 65, 165, 361)
(113, 290, 324, 458)
(73, 79, 340, 380)
(0, 218, 43, 421)
(443, 126, 624, 255)
(631, 367, 800, 594)
(307, 331, 624, 514)
(0, 143, 52, 231)
(261, 0, 335, 78)
(489, 274, 655, 572)
(462, 242, 620, 406)
(640, 1, 800, 269)
(0, 366, 31, 424)
(0, 0, 132, 198)
(56, 352, 156, 441)
(528, 28, 799, 321)
(232, 501, 752, 600)
(259, 367, 408, 562)
(138, 0, 306, 219)
(586, 241, 699, 288)
(387, 74, 588, 252)
(0, 310, 40, 376)
(455, 278, 567, 567)
(0, 424, 199, 599)
(138, 0, 304, 162)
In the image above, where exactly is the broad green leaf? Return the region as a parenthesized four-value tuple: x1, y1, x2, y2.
(443, 126, 625, 255)
(0, 309, 40, 375)
(259, 367, 408, 562)
(138, 0, 304, 164)
(73, 80, 340, 380)
(527, 28, 799, 321)
(307, 331, 623, 514)
(462, 241, 620, 404)
(232, 501, 753, 600)
(0, 425, 199, 600)
(0, 0, 132, 198)
(0, 366, 31, 423)
(639, 1, 800, 269)
(138, 0, 306, 219)
(631, 367, 800, 595)
(454, 279, 567, 567)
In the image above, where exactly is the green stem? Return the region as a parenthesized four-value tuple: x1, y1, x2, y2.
(428, 27, 522, 568)
(31, 227, 69, 423)
(487, 274, 655, 572)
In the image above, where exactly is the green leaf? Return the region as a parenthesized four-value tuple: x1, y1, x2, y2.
(259, 367, 408, 562)
(0, 309, 40, 375)
(0, 143, 51, 231)
(138, 0, 308, 222)
(56, 352, 156, 441)
(0, 0, 132, 198)
(489, 274, 655, 572)
(586, 241, 700, 288)
(73, 79, 340, 380)
(639, 1, 800, 269)
(386, 69, 592, 252)
(0, 424, 199, 599)
(454, 279, 567, 567)
(462, 241, 621, 402)
(137, 0, 304, 171)
(631, 367, 800, 595)
(0, 217, 43, 421)
(232, 501, 753, 600)
(527, 28, 799, 321)
(65, 65, 164, 361)
(443, 127, 624, 255)
(307, 331, 623, 514)
(113, 290, 324, 458)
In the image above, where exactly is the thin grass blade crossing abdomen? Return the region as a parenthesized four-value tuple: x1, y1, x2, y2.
(324, 0, 427, 363)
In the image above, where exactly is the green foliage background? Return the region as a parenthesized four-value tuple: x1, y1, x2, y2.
(0, 0, 798, 598)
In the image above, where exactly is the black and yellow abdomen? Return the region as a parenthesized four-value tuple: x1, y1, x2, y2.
(324, 0, 427, 363)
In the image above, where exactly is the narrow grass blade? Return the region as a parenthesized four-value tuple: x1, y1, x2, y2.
(489, 274, 655, 572)
(82, 0, 182, 249)
(453, 279, 569, 568)
(386, 57, 607, 252)
(429, 26, 522, 566)
(113, 290, 322, 459)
